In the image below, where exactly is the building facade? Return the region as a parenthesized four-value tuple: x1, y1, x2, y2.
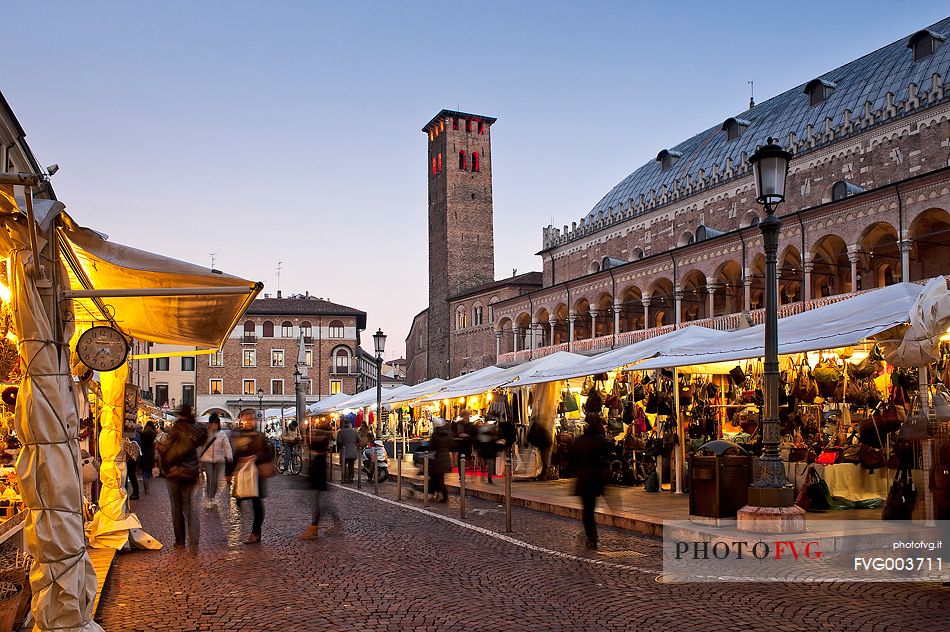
(146, 344, 197, 409)
(406, 20, 950, 380)
(196, 294, 367, 420)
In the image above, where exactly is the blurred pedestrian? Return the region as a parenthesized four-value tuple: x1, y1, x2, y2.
(430, 418, 453, 503)
(336, 420, 359, 482)
(157, 405, 207, 549)
(476, 421, 499, 484)
(199, 413, 233, 508)
(139, 420, 157, 494)
(453, 409, 473, 479)
(122, 433, 142, 500)
(300, 419, 341, 540)
(280, 421, 301, 474)
(570, 413, 612, 550)
(231, 414, 274, 544)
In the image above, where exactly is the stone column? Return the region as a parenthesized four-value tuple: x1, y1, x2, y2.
(848, 249, 860, 292)
(568, 311, 576, 349)
(743, 270, 752, 311)
(641, 297, 651, 330)
(589, 308, 598, 338)
(674, 288, 684, 325)
(513, 327, 521, 352)
(530, 319, 539, 350)
(706, 279, 719, 317)
(803, 260, 814, 302)
(549, 318, 557, 346)
(898, 239, 913, 282)
(495, 331, 502, 358)
(613, 299, 622, 335)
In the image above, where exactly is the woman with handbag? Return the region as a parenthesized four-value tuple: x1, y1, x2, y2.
(231, 414, 275, 544)
(157, 405, 208, 549)
(199, 413, 233, 508)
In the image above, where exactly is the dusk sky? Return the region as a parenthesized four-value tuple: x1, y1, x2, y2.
(5, 1, 945, 359)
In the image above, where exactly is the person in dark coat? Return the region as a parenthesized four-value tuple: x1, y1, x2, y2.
(336, 420, 360, 482)
(476, 421, 500, 484)
(570, 413, 613, 549)
(429, 418, 453, 503)
(453, 409, 474, 479)
(300, 419, 341, 540)
(157, 406, 207, 549)
(138, 421, 157, 494)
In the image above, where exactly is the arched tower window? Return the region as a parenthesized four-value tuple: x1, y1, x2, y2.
(472, 152, 479, 172)
(459, 150, 467, 170)
(437, 153, 442, 172)
(431, 156, 436, 175)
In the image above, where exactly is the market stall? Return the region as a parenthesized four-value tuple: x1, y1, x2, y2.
(1, 184, 260, 631)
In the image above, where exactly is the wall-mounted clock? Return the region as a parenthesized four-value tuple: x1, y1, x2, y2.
(75, 326, 129, 372)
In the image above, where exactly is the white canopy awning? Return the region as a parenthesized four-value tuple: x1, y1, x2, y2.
(410, 365, 505, 403)
(633, 282, 931, 371)
(418, 351, 587, 402)
(527, 326, 728, 383)
(307, 392, 353, 415)
(382, 378, 447, 406)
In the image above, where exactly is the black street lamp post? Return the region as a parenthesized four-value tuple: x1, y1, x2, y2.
(745, 137, 798, 513)
(373, 328, 387, 438)
(257, 388, 264, 433)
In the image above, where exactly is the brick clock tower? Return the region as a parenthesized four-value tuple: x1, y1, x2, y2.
(423, 109, 497, 379)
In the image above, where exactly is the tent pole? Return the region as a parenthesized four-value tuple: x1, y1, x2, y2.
(673, 367, 683, 494)
(62, 286, 254, 298)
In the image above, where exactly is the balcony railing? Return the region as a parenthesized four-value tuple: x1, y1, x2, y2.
(497, 289, 867, 366)
(242, 334, 257, 343)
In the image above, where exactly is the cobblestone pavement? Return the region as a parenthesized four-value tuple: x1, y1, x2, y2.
(96, 474, 950, 631)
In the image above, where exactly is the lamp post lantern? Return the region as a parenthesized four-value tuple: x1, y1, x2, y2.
(257, 387, 264, 433)
(373, 328, 386, 438)
(740, 138, 803, 530)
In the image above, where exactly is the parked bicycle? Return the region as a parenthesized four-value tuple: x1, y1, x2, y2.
(276, 442, 302, 475)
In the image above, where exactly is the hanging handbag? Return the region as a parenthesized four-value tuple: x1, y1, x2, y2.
(633, 383, 646, 402)
(728, 365, 746, 386)
(847, 351, 883, 380)
(813, 358, 843, 398)
(563, 390, 580, 413)
(581, 376, 594, 396)
(842, 444, 862, 464)
(932, 384, 950, 422)
(899, 392, 931, 440)
(790, 357, 819, 403)
(882, 468, 917, 520)
(678, 379, 693, 406)
(634, 405, 649, 433)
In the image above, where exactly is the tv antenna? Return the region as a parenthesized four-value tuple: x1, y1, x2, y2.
(277, 261, 283, 294)
(748, 80, 755, 109)
(210, 252, 217, 269)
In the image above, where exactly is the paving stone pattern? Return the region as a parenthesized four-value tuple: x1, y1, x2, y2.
(96, 474, 950, 631)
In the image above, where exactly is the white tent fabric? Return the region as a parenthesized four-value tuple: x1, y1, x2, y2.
(335, 386, 383, 410)
(382, 378, 447, 406)
(307, 392, 352, 415)
(2, 204, 102, 630)
(527, 326, 727, 383)
(415, 365, 506, 401)
(633, 282, 929, 370)
(879, 277, 950, 367)
(418, 352, 586, 402)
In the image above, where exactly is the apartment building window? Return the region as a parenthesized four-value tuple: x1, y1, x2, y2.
(305, 349, 313, 367)
(330, 380, 342, 395)
(209, 379, 223, 395)
(242, 379, 256, 395)
(209, 351, 223, 367)
(334, 348, 350, 373)
(155, 384, 169, 407)
(181, 356, 196, 371)
(300, 321, 312, 339)
(242, 348, 256, 367)
(155, 357, 169, 371)
(328, 320, 344, 338)
(281, 321, 293, 337)
(271, 349, 285, 367)
(262, 320, 274, 337)
(271, 379, 283, 395)
(182, 384, 195, 407)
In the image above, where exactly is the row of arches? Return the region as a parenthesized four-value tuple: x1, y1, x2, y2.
(495, 208, 950, 354)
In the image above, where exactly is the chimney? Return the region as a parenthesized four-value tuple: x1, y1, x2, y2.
(277, 290, 282, 299)
(305, 290, 309, 298)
